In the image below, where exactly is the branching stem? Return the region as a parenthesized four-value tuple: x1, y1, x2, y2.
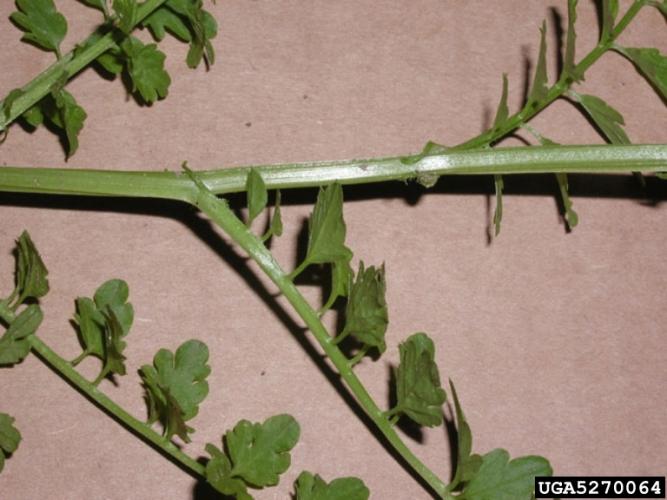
(0, 2, 662, 498)
(187, 182, 449, 497)
(453, 0, 645, 150)
(0, 0, 168, 133)
(0, 304, 205, 479)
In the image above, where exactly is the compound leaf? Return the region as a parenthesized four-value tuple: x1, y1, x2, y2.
(492, 74, 509, 130)
(225, 414, 300, 487)
(295, 471, 370, 500)
(528, 21, 549, 104)
(571, 92, 629, 144)
(0, 305, 43, 366)
(341, 262, 388, 354)
(140, 339, 210, 442)
(10, 0, 67, 57)
(15, 230, 49, 304)
(462, 448, 552, 500)
(449, 381, 482, 488)
(394, 332, 446, 427)
(304, 183, 353, 266)
(121, 37, 171, 104)
(246, 169, 268, 226)
(0, 413, 21, 473)
(616, 47, 667, 101)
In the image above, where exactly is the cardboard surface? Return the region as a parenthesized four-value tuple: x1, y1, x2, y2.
(0, 1, 666, 499)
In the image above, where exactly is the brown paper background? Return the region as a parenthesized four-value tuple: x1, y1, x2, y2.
(1, 1, 666, 499)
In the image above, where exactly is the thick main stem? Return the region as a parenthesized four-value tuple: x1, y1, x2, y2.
(186, 184, 448, 497)
(0, 304, 205, 478)
(0, 0, 168, 132)
(0, 145, 665, 199)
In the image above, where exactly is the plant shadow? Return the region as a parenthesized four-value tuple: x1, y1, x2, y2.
(442, 402, 459, 483)
(191, 458, 232, 500)
(192, 478, 223, 500)
(2, 172, 666, 500)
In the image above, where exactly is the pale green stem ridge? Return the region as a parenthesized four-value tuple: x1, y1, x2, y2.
(185, 181, 448, 497)
(0, 145, 665, 199)
(0, 304, 205, 478)
(0, 0, 168, 132)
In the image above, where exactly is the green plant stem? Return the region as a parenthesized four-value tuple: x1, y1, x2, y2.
(0, 144, 665, 200)
(185, 182, 448, 497)
(28, 335, 206, 477)
(0, 0, 168, 132)
(452, 0, 645, 150)
(0, 303, 205, 479)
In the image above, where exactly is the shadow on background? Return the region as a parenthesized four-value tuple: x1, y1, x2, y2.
(3, 173, 665, 499)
